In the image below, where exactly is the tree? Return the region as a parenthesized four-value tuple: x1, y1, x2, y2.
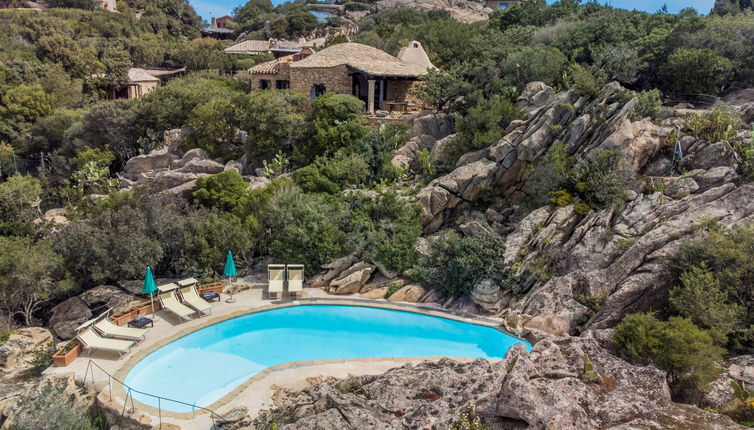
(69, 100, 139, 167)
(660, 48, 732, 94)
(416, 230, 511, 298)
(669, 265, 745, 338)
(237, 90, 308, 161)
(182, 210, 254, 275)
(613, 313, 725, 399)
(0, 236, 72, 326)
(0, 175, 42, 224)
(302, 94, 368, 163)
(450, 95, 524, 164)
(501, 46, 567, 89)
(414, 68, 472, 110)
(262, 185, 345, 274)
(185, 97, 239, 157)
(0, 84, 54, 125)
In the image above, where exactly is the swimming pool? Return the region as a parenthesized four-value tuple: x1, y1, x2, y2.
(123, 304, 530, 413)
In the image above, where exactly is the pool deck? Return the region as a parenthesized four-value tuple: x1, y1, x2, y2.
(44, 278, 507, 429)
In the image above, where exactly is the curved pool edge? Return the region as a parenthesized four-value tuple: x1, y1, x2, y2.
(112, 299, 530, 420)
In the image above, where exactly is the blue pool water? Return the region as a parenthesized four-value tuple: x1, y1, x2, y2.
(124, 305, 530, 412)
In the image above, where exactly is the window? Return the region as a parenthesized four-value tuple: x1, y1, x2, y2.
(276, 80, 290, 90)
(260, 80, 271, 90)
(498, 2, 509, 9)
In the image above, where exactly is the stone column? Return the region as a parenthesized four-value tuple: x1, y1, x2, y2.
(367, 79, 375, 115)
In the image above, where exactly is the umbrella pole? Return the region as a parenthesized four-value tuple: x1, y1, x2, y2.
(150, 292, 155, 317)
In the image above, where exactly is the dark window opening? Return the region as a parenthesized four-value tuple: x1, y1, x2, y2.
(260, 80, 271, 90)
(276, 80, 290, 90)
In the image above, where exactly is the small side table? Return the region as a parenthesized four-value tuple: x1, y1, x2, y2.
(128, 316, 154, 328)
(200, 291, 220, 302)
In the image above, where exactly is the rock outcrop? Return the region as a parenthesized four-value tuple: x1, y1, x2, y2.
(251, 333, 744, 429)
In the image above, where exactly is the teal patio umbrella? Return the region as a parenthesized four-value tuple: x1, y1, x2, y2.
(224, 251, 237, 303)
(142, 266, 157, 317)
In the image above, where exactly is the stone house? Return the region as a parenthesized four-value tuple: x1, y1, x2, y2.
(123, 68, 159, 99)
(249, 41, 433, 114)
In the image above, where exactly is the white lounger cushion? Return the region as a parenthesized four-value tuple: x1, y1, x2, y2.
(288, 266, 304, 293)
(94, 318, 148, 340)
(160, 291, 195, 317)
(78, 328, 134, 352)
(180, 286, 211, 313)
(268, 265, 285, 293)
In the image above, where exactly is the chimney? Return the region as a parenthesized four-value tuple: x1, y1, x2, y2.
(211, 17, 217, 28)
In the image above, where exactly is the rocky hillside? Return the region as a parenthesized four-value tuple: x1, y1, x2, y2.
(413, 81, 754, 338)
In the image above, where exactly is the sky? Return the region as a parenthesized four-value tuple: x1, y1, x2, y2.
(191, 0, 715, 24)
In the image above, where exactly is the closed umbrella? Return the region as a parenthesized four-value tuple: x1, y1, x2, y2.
(224, 251, 237, 303)
(142, 266, 157, 317)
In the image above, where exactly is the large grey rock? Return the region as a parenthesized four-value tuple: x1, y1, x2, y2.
(48, 297, 92, 340)
(175, 158, 224, 175)
(373, 0, 491, 23)
(253, 335, 740, 429)
(123, 148, 178, 177)
(329, 262, 375, 295)
(173, 148, 209, 168)
(664, 177, 699, 199)
(690, 142, 739, 170)
(471, 279, 501, 303)
(386, 284, 426, 302)
(78, 285, 136, 316)
(246, 176, 271, 191)
(0, 328, 53, 376)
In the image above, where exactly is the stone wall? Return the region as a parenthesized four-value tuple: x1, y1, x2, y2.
(249, 72, 288, 91)
(289, 65, 352, 97)
(385, 80, 424, 108)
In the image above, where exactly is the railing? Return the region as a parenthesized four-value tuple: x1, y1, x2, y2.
(83, 359, 227, 429)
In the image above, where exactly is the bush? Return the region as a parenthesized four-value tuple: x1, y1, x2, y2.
(660, 48, 733, 95)
(294, 152, 370, 194)
(569, 150, 625, 211)
(416, 230, 510, 298)
(345, 191, 422, 272)
(633, 89, 663, 121)
(613, 313, 725, 399)
(449, 95, 524, 164)
(668, 265, 744, 339)
(501, 46, 567, 89)
(684, 102, 742, 143)
(384, 281, 403, 298)
(262, 185, 346, 275)
(668, 224, 754, 351)
(193, 171, 249, 213)
(567, 64, 607, 99)
(302, 94, 368, 163)
(523, 141, 574, 207)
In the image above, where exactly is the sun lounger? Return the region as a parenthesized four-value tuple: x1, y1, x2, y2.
(179, 286, 212, 315)
(93, 318, 148, 342)
(177, 278, 198, 288)
(287, 264, 304, 297)
(159, 291, 195, 322)
(268, 264, 285, 299)
(77, 328, 134, 357)
(158, 282, 179, 293)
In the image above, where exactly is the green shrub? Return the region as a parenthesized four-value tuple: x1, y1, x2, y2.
(416, 230, 510, 298)
(685, 102, 742, 143)
(568, 150, 625, 212)
(294, 152, 370, 194)
(633, 89, 663, 121)
(567, 64, 607, 99)
(384, 281, 403, 298)
(501, 46, 568, 89)
(549, 189, 573, 207)
(669, 265, 745, 339)
(451, 405, 487, 430)
(193, 170, 249, 213)
(660, 48, 733, 95)
(668, 224, 754, 351)
(523, 141, 574, 207)
(613, 313, 724, 399)
(449, 95, 524, 165)
(262, 185, 345, 275)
